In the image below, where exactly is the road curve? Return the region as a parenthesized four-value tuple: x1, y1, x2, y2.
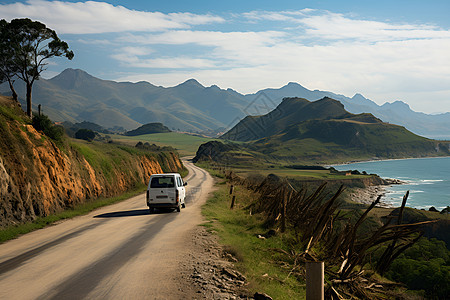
(0, 158, 213, 299)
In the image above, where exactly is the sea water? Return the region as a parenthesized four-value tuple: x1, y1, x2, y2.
(334, 157, 450, 210)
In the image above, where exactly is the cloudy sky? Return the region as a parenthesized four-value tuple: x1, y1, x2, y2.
(1, 0, 449, 113)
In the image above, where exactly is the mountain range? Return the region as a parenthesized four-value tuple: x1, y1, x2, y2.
(196, 97, 450, 165)
(1, 68, 449, 138)
(245, 83, 450, 140)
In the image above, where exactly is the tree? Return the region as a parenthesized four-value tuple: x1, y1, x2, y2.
(75, 129, 96, 142)
(0, 19, 19, 101)
(32, 113, 65, 142)
(0, 18, 74, 117)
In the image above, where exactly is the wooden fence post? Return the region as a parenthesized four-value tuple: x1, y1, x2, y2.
(306, 261, 324, 300)
(230, 195, 236, 209)
(281, 187, 288, 232)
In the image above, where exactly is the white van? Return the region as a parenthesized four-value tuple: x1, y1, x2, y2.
(146, 173, 187, 213)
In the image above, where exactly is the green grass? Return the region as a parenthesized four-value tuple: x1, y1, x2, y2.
(197, 160, 370, 184)
(232, 167, 368, 180)
(111, 132, 215, 156)
(0, 103, 29, 123)
(70, 141, 117, 182)
(0, 184, 147, 244)
(202, 183, 306, 299)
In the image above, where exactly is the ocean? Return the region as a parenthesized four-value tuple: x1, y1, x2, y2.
(333, 157, 450, 210)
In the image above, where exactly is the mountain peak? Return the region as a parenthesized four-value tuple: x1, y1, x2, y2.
(284, 82, 307, 89)
(177, 78, 204, 88)
(51, 68, 94, 80)
(352, 93, 366, 100)
(382, 100, 411, 110)
(49, 68, 97, 90)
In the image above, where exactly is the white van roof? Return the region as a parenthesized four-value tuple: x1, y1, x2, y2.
(150, 173, 180, 176)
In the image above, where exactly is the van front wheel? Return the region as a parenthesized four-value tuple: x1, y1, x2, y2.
(176, 204, 181, 212)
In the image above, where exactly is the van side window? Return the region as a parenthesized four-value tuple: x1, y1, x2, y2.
(151, 176, 175, 188)
(177, 177, 182, 187)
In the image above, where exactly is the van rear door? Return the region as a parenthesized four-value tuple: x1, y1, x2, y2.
(150, 175, 176, 204)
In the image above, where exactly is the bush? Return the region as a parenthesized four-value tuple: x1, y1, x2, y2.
(75, 128, 96, 142)
(32, 113, 64, 142)
(135, 141, 175, 152)
(383, 237, 450, 298)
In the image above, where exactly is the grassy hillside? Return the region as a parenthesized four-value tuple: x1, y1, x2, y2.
(0, 96, 184, 228)
(125, 122, 171, 136)
(204, 97, 450, 166)
(113, 132, 216, 156)
(222, 97, 352, 141)
(251, 118, 447, 163)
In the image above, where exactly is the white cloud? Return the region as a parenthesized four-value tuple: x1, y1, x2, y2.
(114, 56, 217, 69)
(0, 0, 224, 34)
(242, 9, 314, 22)
(118, 30, 285, 47)
(76, 38, 113, 45)
(120, 46, 153, 56)
(242, 10, 450, 42)
(298, 12, 450, 42)
(112, 30, 287, 68)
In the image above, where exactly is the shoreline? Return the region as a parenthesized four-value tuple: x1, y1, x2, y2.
(347, 178, 406, 208)
(331, 155, 450, 167)
(334, 157, 450, 210)
(347, 185, 394, 208)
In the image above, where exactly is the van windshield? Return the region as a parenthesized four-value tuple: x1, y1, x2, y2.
(151, 176, 175, 188)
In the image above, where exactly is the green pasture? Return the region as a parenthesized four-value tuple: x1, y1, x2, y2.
(112, 132, 215, 156)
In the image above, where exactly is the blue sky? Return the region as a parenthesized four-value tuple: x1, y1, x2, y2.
(1, 0, 450, 113)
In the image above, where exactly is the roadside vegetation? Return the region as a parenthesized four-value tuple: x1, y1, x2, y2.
(201, 167, 450, 299)
(112, 132, 216, 156)
(202, 182, 306, 299)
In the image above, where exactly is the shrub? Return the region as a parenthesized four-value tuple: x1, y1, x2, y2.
(75, 128, 96, 142)
(32, 113, 64, 142)
(383, 237, 450, 298)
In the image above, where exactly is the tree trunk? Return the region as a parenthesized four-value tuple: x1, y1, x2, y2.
(26, 82, 32, 117)
(8, 79, 18, 101)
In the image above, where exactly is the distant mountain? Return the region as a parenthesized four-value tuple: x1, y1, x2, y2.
(245, 82, 450, 139)
(125, 122, 171, 136)
(1, 68, 450, 138)
(201, 97, 450, 165)
(0, 68, 248, 131)
(222, 97, 355, 141)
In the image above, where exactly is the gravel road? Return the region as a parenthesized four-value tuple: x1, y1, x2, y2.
(0, 159, 245, 299)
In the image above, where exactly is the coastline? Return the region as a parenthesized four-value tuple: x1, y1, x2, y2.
(334, 157, 450, 210)
(331, 155, 450, 167)
(347, 179, 404, 208)
(347, 185, 393, 208)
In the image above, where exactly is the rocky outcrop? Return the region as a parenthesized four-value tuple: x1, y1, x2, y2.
(0, 98, 183, 227)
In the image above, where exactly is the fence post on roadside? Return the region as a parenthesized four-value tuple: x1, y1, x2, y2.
(230, 195, 236, 209)
(306, 261, 324, 300)
(281, 187, 287, 232)
(229, 185, 234, 195)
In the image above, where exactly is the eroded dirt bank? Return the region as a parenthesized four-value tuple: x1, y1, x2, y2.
(0, 97, 183, 227)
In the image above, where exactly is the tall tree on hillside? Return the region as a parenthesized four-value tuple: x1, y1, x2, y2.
(0, 18, 74, 117)
(0, 19, 19, 101)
